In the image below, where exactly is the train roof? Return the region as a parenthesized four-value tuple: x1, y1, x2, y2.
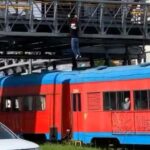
(1, 64, 150, 87)
(0, 70, 80, 87)
(70, 64, 150, 83)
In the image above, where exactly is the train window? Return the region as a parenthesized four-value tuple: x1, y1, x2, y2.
(14, 99, 19, 110)
(34, 96, 46, 111)
(23, 96, 33, 111)
(103, 92, 116, 110)
(1, 97, 12, 111)
(72, 93, 81, 112)
(13, 97, 22, 111)
(1, 95, 46, 112)
(5, 99, 12, 109)
(103, 91, 130, 111)
(77, 94, 81, 111)
(117, 91, 130, 110)
(134, 90, 149, 110)
(72, 94, 76, 111)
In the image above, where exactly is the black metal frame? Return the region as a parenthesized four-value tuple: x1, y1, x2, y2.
(0, 0, 149, 39)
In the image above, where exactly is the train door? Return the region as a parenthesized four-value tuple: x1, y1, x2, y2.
(61, 82, 72, 139)
(71, 93, 81, 140)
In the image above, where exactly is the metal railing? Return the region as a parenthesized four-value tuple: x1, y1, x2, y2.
(0, 0, 149, 39)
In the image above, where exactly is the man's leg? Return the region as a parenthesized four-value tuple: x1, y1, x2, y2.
(75, 38, 81, 58)
(71, 38, 77, 57)
(75, 38, 81, 57)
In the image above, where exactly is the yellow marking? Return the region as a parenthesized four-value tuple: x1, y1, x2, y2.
(73, 89, 79, 93)
(83, 112, 87, 120)
(0, 5, 30, 10)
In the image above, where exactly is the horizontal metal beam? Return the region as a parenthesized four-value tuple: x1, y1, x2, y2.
(0, 31, 148, 40)
(0, 31, 68, 37)
(76, 0, 150, 5)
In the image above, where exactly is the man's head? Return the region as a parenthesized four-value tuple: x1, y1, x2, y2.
(125, 97, 129, 102)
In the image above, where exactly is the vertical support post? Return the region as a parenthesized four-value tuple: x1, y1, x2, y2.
(137, 54, 142, 64)
(5, 0, 9, 31)
(29, 0, 34, 32)
(104, 48, 110, 66)
(77, 1, 81, 18)
(123, 46, 131, 65)
(72, 58, 77, 70)
(100, 3, 104, 34)
(15, 0, 18, 14)
(122, 2, 127, 35)
(142, 44, 146, 63)
(44, 2, 46, 18)
(143, 4, 148, 39)
(28, 59, 32, 74)
(54, 0, 58, 34)
(77, 1, 81, 33)
(142, 1, 147, 64)
(25, 0, 30, 19)
(52, 61, 56, 70)
(90, 57, 95, 67)
(104, 54, 110, 66)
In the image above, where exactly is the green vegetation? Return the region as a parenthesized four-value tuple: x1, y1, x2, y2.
(40, 143, 98, 150)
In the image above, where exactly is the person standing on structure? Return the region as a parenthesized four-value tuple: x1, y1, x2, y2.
(68, 14, 81, 59)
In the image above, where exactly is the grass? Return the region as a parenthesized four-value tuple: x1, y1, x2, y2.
(40, 143, 98, 150)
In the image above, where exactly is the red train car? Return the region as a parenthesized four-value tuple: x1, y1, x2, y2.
(0, 71, 78, 141)
(1, 64, 150, 146)
(70, 64, 150, 145)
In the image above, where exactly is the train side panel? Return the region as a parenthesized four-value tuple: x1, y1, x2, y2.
(70, 78, 150, 145)
(0, 84, 60, 140)
(0, 71, 77, 141)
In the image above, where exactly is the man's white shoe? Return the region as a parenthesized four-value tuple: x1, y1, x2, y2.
(75, 54, 79, 59)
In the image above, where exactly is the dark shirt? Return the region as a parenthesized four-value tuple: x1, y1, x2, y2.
(70, 28, 78, 38)
(69, 17, 79, 38)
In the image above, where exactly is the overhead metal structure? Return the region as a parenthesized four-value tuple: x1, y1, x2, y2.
(0, 0, 149, 38)
(0, 0, 148, 62)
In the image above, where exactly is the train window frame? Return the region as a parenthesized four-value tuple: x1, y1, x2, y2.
(72, 94, 76, 111)
(0, 95, 46, 112)
(23, 96, 33, 111)
(22, 95, 46, 112)
(1, 97, 13, 112)
(103, 91, 130, 111)
(33, 95, 46, 111)
(71, 93, 81, 112)
(134, 90, 150, 110)
(14, 97, 23, 111)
